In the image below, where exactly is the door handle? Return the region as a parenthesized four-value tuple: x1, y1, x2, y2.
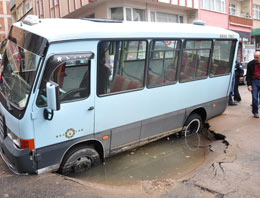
(88, 106, 94, 111)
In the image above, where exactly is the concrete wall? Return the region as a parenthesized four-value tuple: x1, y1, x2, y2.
(199, 10, 229, 28)
(198, 0, 229, 28)
(241, 0, 251, 17)
(253, 19, 260, 29)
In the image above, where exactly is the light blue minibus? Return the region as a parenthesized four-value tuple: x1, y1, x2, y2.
(0, 16, 238, 175)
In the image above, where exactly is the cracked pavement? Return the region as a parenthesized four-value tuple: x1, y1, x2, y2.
(162, 85, 260, 198)
(0, 85, 260, 198)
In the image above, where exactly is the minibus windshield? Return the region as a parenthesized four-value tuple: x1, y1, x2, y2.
(0, 40, 41, 110)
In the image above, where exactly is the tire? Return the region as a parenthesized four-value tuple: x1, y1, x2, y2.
(58, 146, 100, 176)
(182, 113, 203, 137)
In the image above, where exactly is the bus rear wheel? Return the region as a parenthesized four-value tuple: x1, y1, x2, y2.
(182, 113, 203, 137)
(58, 146, 100, 175)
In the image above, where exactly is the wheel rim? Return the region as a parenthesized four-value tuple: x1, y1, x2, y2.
(72, 156, 92, 173)
(184, 118, 201, 137)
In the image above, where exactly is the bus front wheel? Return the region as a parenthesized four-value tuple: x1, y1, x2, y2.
(59, 146, 100, 175)
(182, 113, 203, 137)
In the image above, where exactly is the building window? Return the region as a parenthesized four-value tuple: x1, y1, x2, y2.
(150, 11, 183, 23)
(110, 7, 146, 21)
(55, 0, 58, 6)
(36, 1, 39, 16)
(17, 4, 24, 20)
(39, 0, 43, 15)
(201, 0, 225, 13)
(111, 7, 123, 20)
(229, 3, 236, 16)
(50, 0, 54, 8)
(24, 0, 33, 14)
(253, 4, 260, 20)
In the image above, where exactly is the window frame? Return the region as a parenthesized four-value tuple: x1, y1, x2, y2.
(253, 4, 260, 20)
(229, 3, 236, 16)
(150, 11, 184, 23)
(97, 39, 148, 97)
(201, 0, 226, 13)
(147, 39, 181, 88)
(50, 0, 54, 8)
(24, 0, 33, 15)
(36, 53, 94, 107)
(17, 4, 24, 20)
(110, 7, 146, 22)
(179, 39, 213, 83)
(209, 39, 237, 78)
(39, 0, 43, 16)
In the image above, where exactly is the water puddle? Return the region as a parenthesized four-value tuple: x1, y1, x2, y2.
(70, 130, 212, 185)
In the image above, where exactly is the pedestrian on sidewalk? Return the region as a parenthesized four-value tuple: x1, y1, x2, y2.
(234, 60, 244, 102)
(228, 74, 237, 106)
(246, 51, 260, 118)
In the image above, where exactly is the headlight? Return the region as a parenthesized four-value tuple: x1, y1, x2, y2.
(7, 128, 20, 148)
(7, 128, 35, 150)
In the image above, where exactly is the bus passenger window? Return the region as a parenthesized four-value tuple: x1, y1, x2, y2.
(180, 40, 212, 82)
(148, 40, 180, 87)
(36, 59, 90, 106)
(210, 40, 236, 77)
(97, 40, 146, 96)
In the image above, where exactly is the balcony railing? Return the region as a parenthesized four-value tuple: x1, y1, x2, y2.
(229, 15, 253, 27)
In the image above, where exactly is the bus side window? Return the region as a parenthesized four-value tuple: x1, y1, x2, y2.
(180, 40, 212, 82)
(148, 40, 180, 87)
(97, 40, 146, 96)
(36, 59, 90, 106)
(210, 40, 236, 77)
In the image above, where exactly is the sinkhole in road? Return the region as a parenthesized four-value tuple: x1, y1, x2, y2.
(69, 127, 215, 185)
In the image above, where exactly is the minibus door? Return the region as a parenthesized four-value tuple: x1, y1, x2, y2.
(33, 53, 95, 150)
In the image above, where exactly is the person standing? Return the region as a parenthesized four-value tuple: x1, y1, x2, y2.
(228, 73, 237, 106)
(233, 60, 244, 102)
(246, 51, 260, 118)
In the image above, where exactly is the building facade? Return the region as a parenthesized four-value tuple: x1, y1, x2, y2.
(0, 0, 11, 44)
(33, 0, 200, 23)
(8, 0, 260, 63)
(252, 0, 260, 50)
(228, 0, 253, 63)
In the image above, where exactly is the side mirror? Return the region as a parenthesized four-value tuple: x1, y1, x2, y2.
(46, 81, 60, 111)
(44, 81, 60, 120)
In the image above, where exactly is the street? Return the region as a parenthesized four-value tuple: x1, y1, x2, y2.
(0, 85, 260, 198)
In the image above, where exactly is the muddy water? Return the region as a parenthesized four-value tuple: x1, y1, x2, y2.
(70, 133, 210, 185)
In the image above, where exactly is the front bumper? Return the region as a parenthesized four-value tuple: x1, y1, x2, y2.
(0, 134, 36, 174)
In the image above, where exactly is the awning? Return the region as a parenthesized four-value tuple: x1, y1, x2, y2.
(251, 29, 260, 36)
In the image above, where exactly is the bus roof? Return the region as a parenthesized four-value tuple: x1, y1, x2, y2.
(13, 18, 239, 43)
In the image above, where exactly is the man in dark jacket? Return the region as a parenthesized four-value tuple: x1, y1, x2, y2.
(246, 51, 260, 118)
(234, 60, 244, 102)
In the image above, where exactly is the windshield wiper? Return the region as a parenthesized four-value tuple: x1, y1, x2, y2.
(1, 76, 12, 111)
